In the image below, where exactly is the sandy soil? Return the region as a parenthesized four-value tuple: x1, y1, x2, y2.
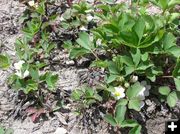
(0, 0, 179, 134)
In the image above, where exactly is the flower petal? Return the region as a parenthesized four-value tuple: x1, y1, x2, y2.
(144, 90, 149, 96)
(115, 86, 125, 93)
(120, 93, 125, 98)
(15, 71, 22, 78)
(140, 101, 145, 109)
(23, 70, 29, 78)
(14, 60, 25, 70)
(146, 85, 151, 90)
(141, 81, 147, 86)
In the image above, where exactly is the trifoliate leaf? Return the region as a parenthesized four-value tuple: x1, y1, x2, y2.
(167, 91, 178, 107)
(159, 86, 171, 96)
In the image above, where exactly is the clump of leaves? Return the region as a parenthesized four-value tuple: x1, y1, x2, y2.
(71, 86, 102, 108)
(8, 0, 59, 114)
(63, 0, 180, 133)
(104, 104, 141, 134)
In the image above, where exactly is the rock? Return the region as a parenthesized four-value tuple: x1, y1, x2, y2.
(76, 57, 91, 67)
(54, 127, 67, 134)
(54, 112, 68, 125)
(69, 127, 80, 134)
(65, 60, 75, 66)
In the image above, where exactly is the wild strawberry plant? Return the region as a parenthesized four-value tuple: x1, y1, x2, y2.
(8, 0, 59, 109)
(62, 0, 180, 133)
(1, 0, 179, 133)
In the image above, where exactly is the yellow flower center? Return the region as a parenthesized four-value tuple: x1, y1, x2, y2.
(115, 92, 121, 97)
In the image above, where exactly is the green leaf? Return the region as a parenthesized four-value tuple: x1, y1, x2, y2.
(115, 105, 126, 124)
(174, 78, 180, 91)
(167, 91, 178, 107)
(106, 86, 115, 92)
(121, 56, 134, 67)
(24, 80, 38, 94)
(4, 128, 14, 134)
(133, 17, 145, 43)
(0, 126, 5, 134)
(76, 32, 92, 50)
(125, 66, 135, 76)
(71, 89, 83, 101)
(94, 93, 103, 101)
(36, 2, 45, 15)
(85, 87, 94, 97)
(104, 114, 117, 126)
(104, 23, 119, 33)
(108, 61, 119, 74)
(0, 54, 11, 69)
(143, 15, 155, 32)
(29, 67, 39, 81)
(70, 48, 90, 59)
(45, 73, 58, 90)
(91, 60, 108, 68)
(106, 74, 118, 83)
(129, 125, 142, 134)
(120, 31, 139, 47)
(131, 49, 141, 67)
(168, 13, 180, 23)
(141, 52, 148, 61)
(162, 33, 176, 50)
(121, 120, 139, 128)
(126, 82, 144, 99)
(159, 0, 168, 10)
(172, 58, 180, 78)
(159, 86, 171, 96)
(168, 46, 180, 58)
(168, 0, 180, 8)
(117, 99, 128, 106)
(128, 99, 142, 111)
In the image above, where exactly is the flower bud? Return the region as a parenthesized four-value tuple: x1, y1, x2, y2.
(130, 75, 138, 83)
(124, 82, 130, 88)
(118, 76, 124, 82)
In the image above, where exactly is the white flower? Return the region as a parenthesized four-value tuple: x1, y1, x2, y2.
(136, 84, 146, 109)
(87, 14, 94, 22)
(60, 16, 65, 21)
(140, 101, 145, 109)
(140, 81, 151, 97)
(14, 60, 25, 70)
(96, 39, 102, 46)
(89, 33, 94, 42)
(137, 81, 151, 109)
(79, 26, 88, 31)
(15, 70, 29, 79)
(28, 0, 38, 8)
(130, 75, 138, 83)
(14, 60, 29, 79)
(138, 86, 146, 100)
(23, 70, 30, 78)
(137, 81, 151, 100)
(28, 0, 35, 7)
(112, 86, 125, 100)
(15, 71, 21, 78)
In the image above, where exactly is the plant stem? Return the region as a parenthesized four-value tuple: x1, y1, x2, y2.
(161, 75, 173, 78)
(91, 50, 100, 60)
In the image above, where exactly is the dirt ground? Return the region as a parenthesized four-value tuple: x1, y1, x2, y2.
(0, 0, 179, 134)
